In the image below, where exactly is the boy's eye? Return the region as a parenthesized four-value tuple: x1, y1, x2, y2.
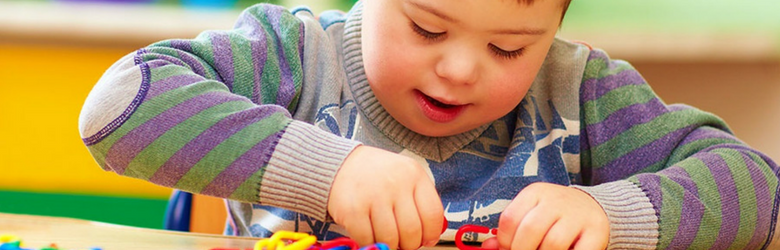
(410, 21, 445, 41)
(489, 44, 525, 60)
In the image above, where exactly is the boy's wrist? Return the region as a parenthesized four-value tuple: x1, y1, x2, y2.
(258, 120, 362, 221)
(572, 180, 659, 250)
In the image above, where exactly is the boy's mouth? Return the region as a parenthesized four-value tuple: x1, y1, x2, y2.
(415, 90, 466, 123)
(424, 95, 458, 109)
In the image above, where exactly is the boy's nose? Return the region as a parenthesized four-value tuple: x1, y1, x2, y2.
(435, 50, 479, 86)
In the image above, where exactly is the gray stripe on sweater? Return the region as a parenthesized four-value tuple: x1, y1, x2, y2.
(78, 53, 143, 138)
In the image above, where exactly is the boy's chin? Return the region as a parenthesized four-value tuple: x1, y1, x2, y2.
(408, 124, 481, 138)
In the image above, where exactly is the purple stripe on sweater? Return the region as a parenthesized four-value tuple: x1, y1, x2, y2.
(210, 33, 235, 91)
(265, 6, 297, 108)
(144, 51, 191, 69)
(145, 59, 174, 69)
(170, 39, 192, 51)
(149, 106, 282, 188)
(593, 126, 693, 183)
(698, 152, 740, 248)
(678, 126, 738, 146)
(663, 167, 703, 249)
(585, 98, 665, 146)
(175, 49, 214, 81)
(145, 74, 206, 100)
(580, 70, 645, 103)
(146, 40, 217, 83)
(105, 91, 246, 175)
(201, 134, 281, 198)
(635, 174, 663, 216)
(251, 37, 268, 104)
(235, 12, 269, 103)
(586, 49, 609, 62)
(152, 39, 215, 81)
(744, 153, 773, 249)
(662, 167, 700, 197)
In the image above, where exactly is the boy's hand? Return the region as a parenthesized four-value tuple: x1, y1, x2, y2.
(486, 182, 609, 250)
(328, 146, 444, 250)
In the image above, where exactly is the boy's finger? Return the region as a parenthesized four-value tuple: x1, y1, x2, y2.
(395, 198, 423, 250)
(538, 219, 578, 250)
(511, 206, 558, 250)
(343, 213, 375, 247)
(414, 179, 444, 247)
(481, 237, 499, 249)
(371, 205, 400, 249)
(497, 194, 538, 249)
(572, 229, 608, 250)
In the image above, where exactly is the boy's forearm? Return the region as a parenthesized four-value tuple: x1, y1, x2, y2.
(259, 121, 361, 221)
(79, 3, 363, 219)
(580, 49, 780, 249)
(80, 47, 294, 200)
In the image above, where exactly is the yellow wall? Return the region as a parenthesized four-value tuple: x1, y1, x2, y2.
(0, 43, 170, 199)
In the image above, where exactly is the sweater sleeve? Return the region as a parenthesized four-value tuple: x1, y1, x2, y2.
(78, 4, 360, 220)
(574, 49, 779, 249)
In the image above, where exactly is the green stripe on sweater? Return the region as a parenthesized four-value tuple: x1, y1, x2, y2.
(716, 149, 758, 249)
(748, 152, 780, 190)
(277, 10, 304, 111)
(229, 31, 257, 101)
(639, 135, 742, 174)
(231, 163, 269, 202)
(591, 108, 703, 168)
(582, 84, 656, 125)
(144, 43, 221, 81)
(89, 70, 229, 173)
(684, 158, 720, 249)
(667, 134, 741, 167)
(190, 33, 218, 79)
(101, 80, 227, 149)
(658, 176, 684, 250)
(177, 112, 290, 194)
(255, 12, 282, 105)
(581, 56, 635, 81)
(124, 100, 255, 181)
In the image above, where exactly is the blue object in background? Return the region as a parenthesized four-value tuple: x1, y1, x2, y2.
(182, 0, 238, 9)
(163, 189, 192, 232)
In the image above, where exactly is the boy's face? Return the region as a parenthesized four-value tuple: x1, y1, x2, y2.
(361, 0, 563, 137)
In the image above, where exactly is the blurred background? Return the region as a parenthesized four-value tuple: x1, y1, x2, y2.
(0, 0, 778, 233)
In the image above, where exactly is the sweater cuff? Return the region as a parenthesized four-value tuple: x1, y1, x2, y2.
(573, 180, 659, 250)
(259, 120, 362, 221)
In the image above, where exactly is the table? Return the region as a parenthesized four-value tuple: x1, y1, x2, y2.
(0, 213, 453, 250)
(0, 212, 272, 250)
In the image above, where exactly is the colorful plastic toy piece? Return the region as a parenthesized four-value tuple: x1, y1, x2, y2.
(454, 225, 498, 250)
(318, 237, 359, 250)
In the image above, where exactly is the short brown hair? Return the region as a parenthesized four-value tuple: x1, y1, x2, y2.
(517, 0, 573, 24)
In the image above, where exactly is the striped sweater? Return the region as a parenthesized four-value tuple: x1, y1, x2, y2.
(78, 2, 779, 249)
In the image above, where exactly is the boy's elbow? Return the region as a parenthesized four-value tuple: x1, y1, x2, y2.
(79, 53, 144, 140)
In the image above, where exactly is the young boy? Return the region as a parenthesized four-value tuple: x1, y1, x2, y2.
(78, 0, 779, 249)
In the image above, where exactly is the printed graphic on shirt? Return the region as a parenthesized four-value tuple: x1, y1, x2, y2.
(430, 96, 580, 242)
(313, 101, 359, 139)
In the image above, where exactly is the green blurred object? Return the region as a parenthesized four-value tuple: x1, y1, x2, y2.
(0, 190, 167, 229)
(562, 0, 780, 33)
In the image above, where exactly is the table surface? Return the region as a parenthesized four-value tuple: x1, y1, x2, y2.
(0, 212, 453, 250)
(0, 212, 259, 250)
